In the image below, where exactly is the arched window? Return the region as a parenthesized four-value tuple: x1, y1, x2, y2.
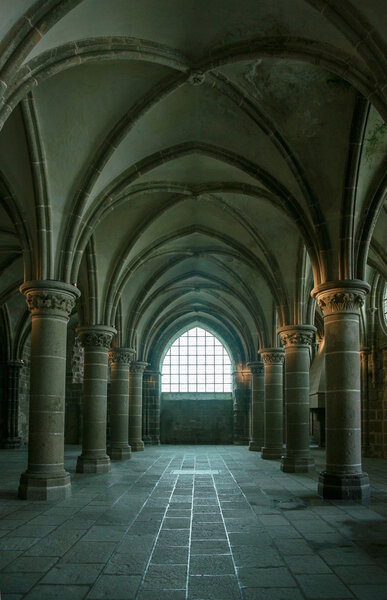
(161, 327, 232, 393)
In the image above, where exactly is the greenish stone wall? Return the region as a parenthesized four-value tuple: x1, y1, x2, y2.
(160, 393, 233, 444)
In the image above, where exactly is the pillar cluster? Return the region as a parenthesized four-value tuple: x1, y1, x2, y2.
(13, 278, 370, 505)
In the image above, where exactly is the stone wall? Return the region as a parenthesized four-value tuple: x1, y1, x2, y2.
(161, 393, 233, 444)
(366, 344, 387, 458)
(64, 332, 84, 444)
(0, 361, 7, 444)
(18, 339, 30, 445)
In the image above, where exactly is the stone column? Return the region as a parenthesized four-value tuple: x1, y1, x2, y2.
(108, 347, 135, 460)
(313, 280, 370, 501)
(232, 368, 251, 445)
(145, 370, 161, 445)
(142, 371, 152, 445)
(260, 348, 285, 459)
(278, 325, 316, 472)
(76, 325, 116, 473)
(247, 361, 264, 451)
(4, 360, 23, 448)
(18, 280, 80, 500)
(129, 361, 147, 451)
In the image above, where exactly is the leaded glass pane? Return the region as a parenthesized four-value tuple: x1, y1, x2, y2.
(161, 327, 232, 392)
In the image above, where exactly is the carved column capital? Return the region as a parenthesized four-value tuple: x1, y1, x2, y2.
(109, 347, 135, 365)
(77, 325, 117, 348)
(277, 324, 316, 348)
(247, 361, 264, 375)
(259, 348, 285, 364)
(312, 280, 370, 316)
(20, 280, 80, 319)
(130, 361, 149, 374)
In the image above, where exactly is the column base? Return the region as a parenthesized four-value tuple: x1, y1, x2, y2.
(249, 441, 263, 452)
(18, 470, 71, 500)
(76, 455, 111, 473)
(261, 446, 282, 460)
(143, 436, 153, 446)
(318, 471, 370, 502)
(129, 440, 144, 452)
(281, 455, 314, 473)
(108, 446, 131, 460)
(150, 436, 160, 445)
(233, 439, 249, 446)
(4, 437, 22, 449)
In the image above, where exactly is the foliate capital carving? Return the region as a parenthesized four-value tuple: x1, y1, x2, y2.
(278, 325, 316, 348)
(21, 280, 80, 318)
(77, 325, 116, 349)
(259, 348, 285, 365)
(109, 347, 135, 365)
(312, 280, 370, 317)
(130, 361, 149, 374)
(317, 291, 367, 316)
(247, 361, 264, 375)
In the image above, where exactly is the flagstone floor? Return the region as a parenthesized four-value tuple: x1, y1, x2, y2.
(0, 445, 387, 600)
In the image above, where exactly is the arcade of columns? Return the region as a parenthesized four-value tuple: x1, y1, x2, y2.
(14, 277, 369, 504)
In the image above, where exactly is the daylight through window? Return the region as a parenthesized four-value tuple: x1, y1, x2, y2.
(161, 327, 232, 393)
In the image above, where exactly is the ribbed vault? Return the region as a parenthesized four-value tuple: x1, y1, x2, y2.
(0, 0, 386, 362)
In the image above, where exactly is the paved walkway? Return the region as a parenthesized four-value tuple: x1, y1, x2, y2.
(0, 446, 387, 600)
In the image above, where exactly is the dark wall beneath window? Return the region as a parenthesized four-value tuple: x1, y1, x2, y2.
(161, 394, 233, 444)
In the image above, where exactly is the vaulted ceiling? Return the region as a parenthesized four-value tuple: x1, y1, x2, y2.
(0, 0, 386, 364)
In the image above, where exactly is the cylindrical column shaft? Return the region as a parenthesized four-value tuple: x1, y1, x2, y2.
(313, 280, 370, 501)
(129, 361, 147, 451)
(5, 360, 23, 448)
(278, 325, 316, 472)
(76, 325, 116, 473)
(108, 347, 134, 460)
(233, 368, 251, 445)
(18, 280, 80, 500)
(260, 348, 285, 459)
(247, 361, 264, 451)
(143, 370, 161, 445)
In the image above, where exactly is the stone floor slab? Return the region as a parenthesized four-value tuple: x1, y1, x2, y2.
(0, 446, 386, 600)
(189, 574, 241, 599)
